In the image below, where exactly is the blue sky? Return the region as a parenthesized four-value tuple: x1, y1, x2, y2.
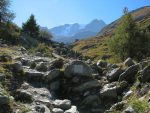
(11, 0, 150, 28)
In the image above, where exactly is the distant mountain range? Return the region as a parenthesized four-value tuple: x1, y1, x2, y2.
(41, 19, 106, 43)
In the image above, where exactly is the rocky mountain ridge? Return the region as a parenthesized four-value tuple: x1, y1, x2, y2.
(48, 19, 106, 43)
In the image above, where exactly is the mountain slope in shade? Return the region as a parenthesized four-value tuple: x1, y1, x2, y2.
(49, 19, 106, 43)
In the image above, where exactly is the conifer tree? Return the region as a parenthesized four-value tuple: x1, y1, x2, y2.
(0, 0, 14, 23)
(22, 14, 39, 38)
(109, 8, 141, 60)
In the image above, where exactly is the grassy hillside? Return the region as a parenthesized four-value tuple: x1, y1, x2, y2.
(98, 6, 150, 36)
(73, 6, 150, 63)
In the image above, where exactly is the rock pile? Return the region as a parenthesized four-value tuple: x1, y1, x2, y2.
(0, 49, 150, 113)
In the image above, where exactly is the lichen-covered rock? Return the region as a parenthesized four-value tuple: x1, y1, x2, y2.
(73, 80, 101, 92)
(45, 69, 61, 82)
(119, 64, 139, 83)
(64, 106, 79, 113)
(24, 69, 45, 81)
(52, 108, 64, 113)
(107, 68, 123, 82)
(100, 83, 118, 99)
(12, 61, 23, 72)
(141, 66, 150, 82)
(124, 58, 135, 67)
(64, 60, 92, 78)
(53, 99, 71, 110)
(16, 90, 33, 103)
(49, 58, 64, 70)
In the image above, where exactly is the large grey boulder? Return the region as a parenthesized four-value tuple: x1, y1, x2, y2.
(124, 58, 135, 67)
(52, 108, 64, 113)
(49, 59, 64, 70)
(64, 106, 79, 113)
(16, 90, 33, 103)
(100, 83, 118, 99)
(53, 99, 71, 110)
(73, 80, 101, 93)
(107, 68, 123, 82)
(45, 69, 61, 82)
(12, 61, 23, 72)
(141, 66, 150, 82)
(21, 57, 31, 66)
(0, 94, 9, 105)
(119, 64, 139, 83)
(24, 69, 45, 81)
(64, 60, 92, 78)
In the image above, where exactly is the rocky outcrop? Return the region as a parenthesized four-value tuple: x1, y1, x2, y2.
(124, 58, 135, 67)
(140, 66, 150, 82)
(119, 64, 139, 83)
(12, 61, 23, 72)
(65, 106, 79, 113)
(24, 68, 45, 82)
(107, 67, 123, 82)
(100, 83, 118, 99)
(73, 80, 101, 93)
(15, 89, 33, 103)
(53, 99, 71, 110)
(64, 60, 92, 78)
(45, 69, 61, 82)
